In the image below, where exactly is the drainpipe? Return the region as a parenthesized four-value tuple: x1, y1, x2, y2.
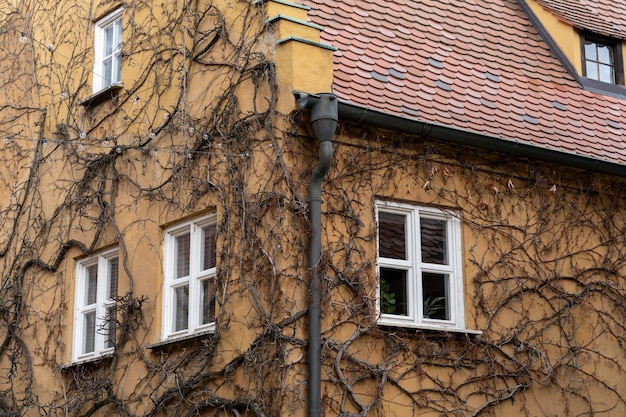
(298, 92, 338, 417)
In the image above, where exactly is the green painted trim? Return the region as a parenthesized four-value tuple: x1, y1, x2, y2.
(277, 36, 338, 51)
(253, 0, 311, 11)
(266, 14, 324, 31)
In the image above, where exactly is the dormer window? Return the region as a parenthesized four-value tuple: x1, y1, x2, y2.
(582, 32, 623, 85)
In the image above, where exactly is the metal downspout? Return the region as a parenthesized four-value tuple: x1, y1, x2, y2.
(302, 93, 338, 417)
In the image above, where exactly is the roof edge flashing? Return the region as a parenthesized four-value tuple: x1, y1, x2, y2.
(517, 0, 583, 86)
(277, 36, 337, 51)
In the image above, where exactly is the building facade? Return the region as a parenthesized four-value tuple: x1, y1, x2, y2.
(0, 0, 624, 416)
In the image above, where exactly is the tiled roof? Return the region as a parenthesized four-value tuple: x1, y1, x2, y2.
(538, 0, 626, 39)
(301, 0, 626, 166)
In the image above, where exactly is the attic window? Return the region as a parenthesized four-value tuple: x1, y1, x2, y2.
(582, 33, 623, 84)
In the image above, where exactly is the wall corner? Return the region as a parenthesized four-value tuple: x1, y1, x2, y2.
(257, 0, 336, 113)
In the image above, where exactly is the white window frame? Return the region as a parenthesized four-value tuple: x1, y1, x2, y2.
(73, 248, 119, 362)
(162, 214, 217, 340)
(376, 201, 465, 331)
(92, 9, 123, 93)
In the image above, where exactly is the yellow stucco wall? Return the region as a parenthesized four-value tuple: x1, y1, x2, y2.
(314, 125, 626, 416)
(525, 0, 583, 73)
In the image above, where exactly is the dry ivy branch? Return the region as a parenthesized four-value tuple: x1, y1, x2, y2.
(0, 0, 624, 417)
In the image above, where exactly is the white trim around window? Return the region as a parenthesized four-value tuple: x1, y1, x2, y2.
(376, 201, 465, 331)
(73, 247, 119, 362)
(162, 214, 217, 340)
(92, 9, 123, 93)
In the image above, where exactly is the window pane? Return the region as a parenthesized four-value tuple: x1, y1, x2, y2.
(420, 218, 447, 264)
(584, 41, 597, 61)
(113, 52, 121, 84)
(201, 279, 216, 324)
(174, 285, 189, 331)
(176, 233, 190, 278)
(103, 57, 112, 86)
(104, 306, 116, 348)
(86, 265, 98, 305)
(114, 19, 122, 51)
(105, 24, 115, 55)
(202, 224, 217, 270)
(379, 267, 408, 316)
(109, 257, 118, 299)
(378, 212, 406, 259)
(586, 61, 598, 80)
(422, 272, 449, 320)
(83, 311, 96, 354)
(598, 45, 611, 64)
(599, 64, 613, 83)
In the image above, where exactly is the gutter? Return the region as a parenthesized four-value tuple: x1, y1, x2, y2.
(295, 92, 626, 178)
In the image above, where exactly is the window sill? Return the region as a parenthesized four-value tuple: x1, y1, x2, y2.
(79, 83, 124, 107)
(147, 329, 215, 350)
(59, 351, 114, 370)
(377, 320, 482, 337)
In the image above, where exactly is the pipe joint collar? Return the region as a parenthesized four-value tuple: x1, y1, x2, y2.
(311, 93, 338, 143)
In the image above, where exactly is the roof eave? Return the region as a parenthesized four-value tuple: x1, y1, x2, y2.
(340, 101, 626, 176)
(296, 92, 626, 177)
(338, 101, 626, 177)
(294, 91, 626, 177)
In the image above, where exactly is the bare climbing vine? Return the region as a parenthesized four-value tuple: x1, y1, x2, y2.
(0, 0, 624, 417)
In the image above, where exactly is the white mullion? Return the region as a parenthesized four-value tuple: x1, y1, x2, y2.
(75, 267, 89, 358)
(113, 19, 121, 83)
(444, 218, 456, 325)
(419, 209, 450, 325)
(85, 261, 98, 355)
(94, 255, 108, 354)
(377, 262, 411, 320)
(378, 257, 412, 269)
(93, 28, 104, 91)
(377, 202, 414, 324)
(189, 223, 200, 331)
(412, 210, 423, 323)
(171, 279, 189, 334)
(176, 229, 188, 333)
(82, 307, 96, 355)
(169, 225, 193, 335)
(74, 263, 86, 360)
(102, 254, 116, 352)
(163, 232, 177, 337)
(403, 206, 416, 322)
(449, 216, 464, 327)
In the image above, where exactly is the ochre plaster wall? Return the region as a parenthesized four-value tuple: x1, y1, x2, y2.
(307, 123, 626, 416)
(525, 0, 583, 73)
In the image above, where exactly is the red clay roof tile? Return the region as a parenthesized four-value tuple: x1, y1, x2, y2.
(303, 0, 626, 165)
(538, 0, 626, 39)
